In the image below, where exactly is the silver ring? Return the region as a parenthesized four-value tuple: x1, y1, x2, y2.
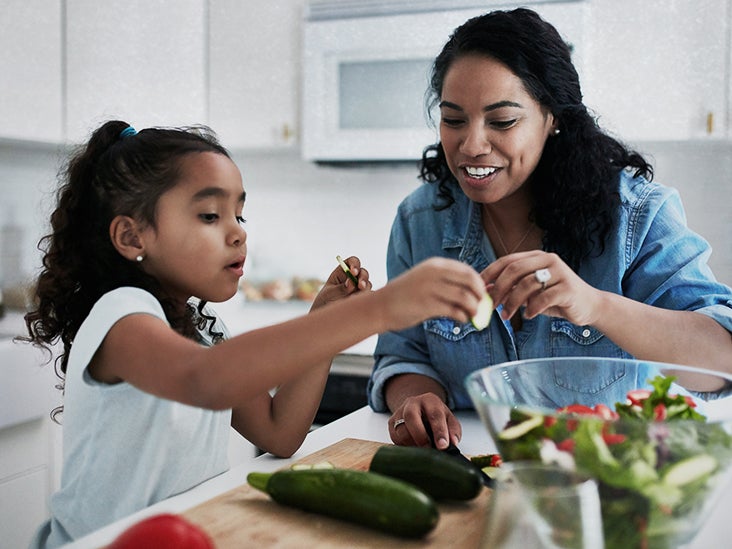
(534, 268, 551, 290)
(393, 418, 406, 428)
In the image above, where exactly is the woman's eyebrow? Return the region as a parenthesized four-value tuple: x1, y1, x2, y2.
(439, 99, 523, 112)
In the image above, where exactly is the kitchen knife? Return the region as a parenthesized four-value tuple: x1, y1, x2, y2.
(424, 421, 494, 487)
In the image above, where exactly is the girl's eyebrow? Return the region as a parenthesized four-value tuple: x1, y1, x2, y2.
(439, 99, 523, 112)
(192, 187, 247, 204)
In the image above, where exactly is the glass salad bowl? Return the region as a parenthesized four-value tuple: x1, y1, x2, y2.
(465, 357, 732, 549)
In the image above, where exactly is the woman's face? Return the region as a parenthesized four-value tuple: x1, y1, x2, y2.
(138, 152, 248, 305)
(439, 54, 556, 206)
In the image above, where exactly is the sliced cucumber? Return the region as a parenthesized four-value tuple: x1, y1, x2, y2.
(336, 255, 359, 285)
(471, 292, 493, 330)
(291, 461, 335, 471)
(663, 454, 718, 487)
(498, 414, 543, 440)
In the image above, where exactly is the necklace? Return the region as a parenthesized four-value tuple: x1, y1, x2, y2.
(485, 211, 534, 255)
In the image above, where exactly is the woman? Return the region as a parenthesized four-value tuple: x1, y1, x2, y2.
(367, 8, 732, 451)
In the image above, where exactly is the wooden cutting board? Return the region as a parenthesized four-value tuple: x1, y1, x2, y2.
(183, 438, 492, 548)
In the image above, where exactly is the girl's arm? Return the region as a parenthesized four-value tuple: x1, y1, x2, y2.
(230, 258, 370, 457)
(90, 257, 486, 435)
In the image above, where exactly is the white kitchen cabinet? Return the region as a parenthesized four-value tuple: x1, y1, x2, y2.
(0, 418, 59, 549)
(208, 0, 305, 150)
(64, 0, 207, 144)
(0, 0, 63, 143)
(582, 0, 729, 141)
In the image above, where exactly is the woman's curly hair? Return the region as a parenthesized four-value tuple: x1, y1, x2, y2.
(22, 120, 229, 412)
(420, 8, 653, 271)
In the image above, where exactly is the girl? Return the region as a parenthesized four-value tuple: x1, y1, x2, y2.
(25, 120, 487, 547)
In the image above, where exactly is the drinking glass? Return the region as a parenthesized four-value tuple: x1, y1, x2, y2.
(481, 461, 604, 549)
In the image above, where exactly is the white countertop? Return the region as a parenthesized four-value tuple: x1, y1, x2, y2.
(63, 406, 732, 548)
(210, 294, 378, 356)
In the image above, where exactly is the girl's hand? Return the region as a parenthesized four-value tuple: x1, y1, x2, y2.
(378, 257, 485, 331)
(481, 250, 603, 326)
(311, 255, 371, 310)
(388, 392, 462, 450)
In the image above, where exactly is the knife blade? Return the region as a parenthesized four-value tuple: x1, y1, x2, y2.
(424, 421, 494, 487)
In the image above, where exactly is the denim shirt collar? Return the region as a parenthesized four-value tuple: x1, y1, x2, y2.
(443, 193, 495, 274)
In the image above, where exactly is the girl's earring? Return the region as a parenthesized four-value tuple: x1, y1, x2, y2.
(553, 128, 560, 136)
(136, 255, 144, 262)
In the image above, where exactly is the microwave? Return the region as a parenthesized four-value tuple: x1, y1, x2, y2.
(301, 0, 587, 162)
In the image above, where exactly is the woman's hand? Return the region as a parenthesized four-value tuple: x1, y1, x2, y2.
(482, 250, 603, 326)
(311, 255, 372, 310)
(388, 392, 462, 450)
(385, 373, 462, 450)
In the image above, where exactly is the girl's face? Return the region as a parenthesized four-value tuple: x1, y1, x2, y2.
(439, 54, 556, 206)
(139, 152, 247, 305)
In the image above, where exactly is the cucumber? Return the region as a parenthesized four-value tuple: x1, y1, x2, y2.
(663, 454, 718, 487)
(471, 292, 493, 330)
(247, 468, 438, 538)
(336, 255, 359, 285)
(498, 413, 544, 440)
(369, 445, 483, 501)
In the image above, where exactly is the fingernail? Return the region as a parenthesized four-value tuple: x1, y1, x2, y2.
(437, 437, 448, 449)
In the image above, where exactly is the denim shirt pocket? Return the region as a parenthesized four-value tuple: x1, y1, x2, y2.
(550, 319, 629, 394)
(423, 317, 492, 407)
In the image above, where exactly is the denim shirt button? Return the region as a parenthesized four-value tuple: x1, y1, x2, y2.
(582, 328, 591, 338)
(452, 326, 461, 335)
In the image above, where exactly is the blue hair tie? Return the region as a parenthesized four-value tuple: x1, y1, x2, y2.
(120, 126, 137, 139)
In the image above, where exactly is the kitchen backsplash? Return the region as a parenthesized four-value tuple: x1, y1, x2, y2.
(0, 139, 730, 295)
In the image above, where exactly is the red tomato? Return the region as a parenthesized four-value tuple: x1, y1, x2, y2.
(602, 433, 627, 445)
(653, 403, 668, 421)
(557, 438, 576, 452)
(559, 404, 596, 416)
(593, 404, 619, 420)
(108, 514, 214, 549)
(626, 389, 651, 406)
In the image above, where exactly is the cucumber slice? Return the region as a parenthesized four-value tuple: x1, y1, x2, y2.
(471, 292, 493, 330)
(498, 414, 544, 440)
(336, 255, 359, 285)
(663, 454, 718, 487)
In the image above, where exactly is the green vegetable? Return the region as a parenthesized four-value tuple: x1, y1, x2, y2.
(369, 444, 483, 501)
(247, 468, 439, 538)
(498, 413, 544, 440)
(663, 454, 718, 487)
(495, 375, 732, 548)
(471, 292, 493, 330)
(336, 255, 359, 286)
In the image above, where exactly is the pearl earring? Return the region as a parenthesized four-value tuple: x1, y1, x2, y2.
(553, 128, 560, 136)
(136, 255, 144, 262)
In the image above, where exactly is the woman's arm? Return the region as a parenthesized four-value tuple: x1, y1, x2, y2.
(484, 250, 732, 384)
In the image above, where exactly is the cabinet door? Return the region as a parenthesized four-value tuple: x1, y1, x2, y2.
(208, 0, 304, 150)
(65, 0, 207, 143)
(582, 0, 728, 141)
(0, 0, 63, 142)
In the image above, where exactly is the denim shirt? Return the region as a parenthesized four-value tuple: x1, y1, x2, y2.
(368, 171, 732, 412)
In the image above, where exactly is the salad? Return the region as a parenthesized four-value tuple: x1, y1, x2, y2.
(496, 376, 732, 548)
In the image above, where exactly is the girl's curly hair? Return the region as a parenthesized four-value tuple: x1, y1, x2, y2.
(22, 121, 229, 416)
(420, 8, 653, 271)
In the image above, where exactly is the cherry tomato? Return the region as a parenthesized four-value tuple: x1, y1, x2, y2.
(108, 513, 214, 549)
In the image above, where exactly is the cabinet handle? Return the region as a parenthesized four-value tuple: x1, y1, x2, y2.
(282, 123, 294, 142)
(706, 112, 714, 135)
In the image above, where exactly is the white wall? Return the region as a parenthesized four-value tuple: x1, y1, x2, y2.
(1, 140, 730, 292)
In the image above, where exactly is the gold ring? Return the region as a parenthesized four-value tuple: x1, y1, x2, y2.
(394, 418, 406, 428)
